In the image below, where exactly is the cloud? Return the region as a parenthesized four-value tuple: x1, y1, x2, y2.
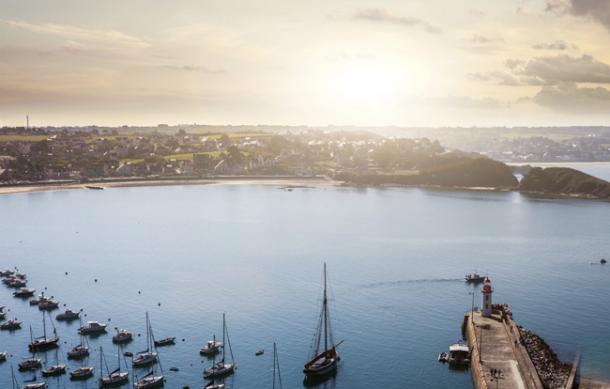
(468, 71, 521, 86)
(5, 20, 150, 49)
(437, 95, 507, 110)
(568, 0, 610, 31)
(531, 40, 574, 50)
(545, 0, 610, 31)
(533, 83, 610, 111)
(515, 54, 610, 84)
(158, 65, 225, 74)
(459, 33, 504, 54)
(354, 8, 442, 33)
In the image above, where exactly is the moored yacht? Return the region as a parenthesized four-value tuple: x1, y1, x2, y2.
(28, 312, 59, 352)
(42, 349, 66, 377)
(70, 366, 94, 380)
(1, 319, 22, 331)
(13, 288, 35, 298)
(98, 346, 129, 387)
(112, 328, 133, 344)
(200, 339, 223, 356)
(447, 341, 470, 365)
(56, 309, 80, 322)
(203, 314, 236, 379)
(18, 357, 42, 371)
(465, 272, 485, 283)
(134, 370, 165, 389)
(133, 313, 158, 367)
(79, 320, 107, 335)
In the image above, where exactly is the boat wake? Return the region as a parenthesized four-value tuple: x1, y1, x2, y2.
(362, 278, 462, 288)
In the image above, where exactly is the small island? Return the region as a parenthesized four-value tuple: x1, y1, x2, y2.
(519, 167, 610, 199)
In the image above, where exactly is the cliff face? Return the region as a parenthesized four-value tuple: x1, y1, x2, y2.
(519, 167, 610, 198)
(337, 157, 519, 189)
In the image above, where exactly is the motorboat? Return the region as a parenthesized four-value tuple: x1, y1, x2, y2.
(112, 328, 133, 344)
(154, 337, 176, 347)
(18, 357, 42, 371)
(447, 341, 470, 365)
(1, 319, 22, 331)
(465, 272, 486, 283)
(200, 340, 222, 356)
(0, 351, 6, 362)
(79, 320, 107, 335)
(70, 366, 94, 380)
(203, 315, 235, 379)
(303, 264, 341, 379)
(0, 269, 15, 277)
(56, 309, 80, 322)
(38, 299, 60, 311)
(13, 288, 35, 297)
(133, 371, 165, 389)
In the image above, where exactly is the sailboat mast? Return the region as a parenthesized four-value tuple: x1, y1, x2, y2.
(323, 262, 328, 352)
(43, 311, 47, 339)
(100, 347, 103, 376)
(222, 313, 226, 363)
(146, 312, 150, 350)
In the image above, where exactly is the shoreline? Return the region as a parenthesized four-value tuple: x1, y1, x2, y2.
(0, 176, 338, 195)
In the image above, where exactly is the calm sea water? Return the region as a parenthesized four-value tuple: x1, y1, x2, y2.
(2, 181, 610, 388)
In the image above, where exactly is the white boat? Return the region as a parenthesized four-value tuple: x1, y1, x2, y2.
(112, 328, 133, 344)
(0, 351, 6, 362)
(98, 346, 129, 387)
(200, 340, 223, 356)
(79, 320, 107, 335)
(134, 370, 165, 389)
(22, 384, 47, 389)
(70, 366, 94, 380)
(447, 341, 470, 365)
(133, 313, 158, 367)
(303, 264, 341, 379)
(203, 314, 236, 379)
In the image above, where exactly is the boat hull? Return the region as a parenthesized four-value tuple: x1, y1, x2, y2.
(203, 363, 235, 379)
(303, 350, 339, 378)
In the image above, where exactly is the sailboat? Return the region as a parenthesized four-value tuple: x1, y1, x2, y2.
(203, 313, 235, 379)
(41, 348, 66, 377)
(99, 346, 129, 387)
(28, 311, 59, 352)
(67, 318, 90, 360)
(132, 312, 158, 367)
(12, 364, 47, 389)
(272, 342, 283, 389)
(133, 315, 165, 389)
(303, 263, 342, 379)
(203, 335, 225, 389)
(69, 353, 94, 381)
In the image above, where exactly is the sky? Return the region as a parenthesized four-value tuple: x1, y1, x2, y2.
(1, 0, 610, 127)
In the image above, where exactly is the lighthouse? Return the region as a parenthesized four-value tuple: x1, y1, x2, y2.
(481, 276, 493, 317)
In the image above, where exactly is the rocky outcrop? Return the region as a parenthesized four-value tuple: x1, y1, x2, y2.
(519, 167, 610, 199)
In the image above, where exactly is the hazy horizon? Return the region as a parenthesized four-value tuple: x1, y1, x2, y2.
(2, 1, 610, 127)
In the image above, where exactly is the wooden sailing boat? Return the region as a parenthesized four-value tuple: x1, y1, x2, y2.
(28, 311, 59, 352)
(303, 263, 342, 378)
(203, 313, 235, 379)
(99, 346, 129, 387)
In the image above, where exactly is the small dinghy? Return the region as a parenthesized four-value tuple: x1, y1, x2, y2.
(0, 351, 7, 362)
(153, 337, 175, 347)
(255, 349, 264, 356)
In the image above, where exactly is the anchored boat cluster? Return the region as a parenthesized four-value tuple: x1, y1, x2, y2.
(1, 264, 341, 389)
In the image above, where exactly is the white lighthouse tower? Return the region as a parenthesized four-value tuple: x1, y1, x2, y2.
(481, 276, 493, 317)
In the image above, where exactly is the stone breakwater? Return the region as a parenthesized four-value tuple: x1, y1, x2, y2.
(518, 326, 571, 389)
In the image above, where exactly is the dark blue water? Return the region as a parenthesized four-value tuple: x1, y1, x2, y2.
(1, 183, 610, 388)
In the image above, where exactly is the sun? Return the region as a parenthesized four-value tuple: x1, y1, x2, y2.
(323, 61, 402, 107)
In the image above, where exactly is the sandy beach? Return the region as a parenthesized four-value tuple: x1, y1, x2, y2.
(0, 176, 337, 195)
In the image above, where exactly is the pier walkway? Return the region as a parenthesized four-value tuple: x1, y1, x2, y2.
(464, 311, 545, 389)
